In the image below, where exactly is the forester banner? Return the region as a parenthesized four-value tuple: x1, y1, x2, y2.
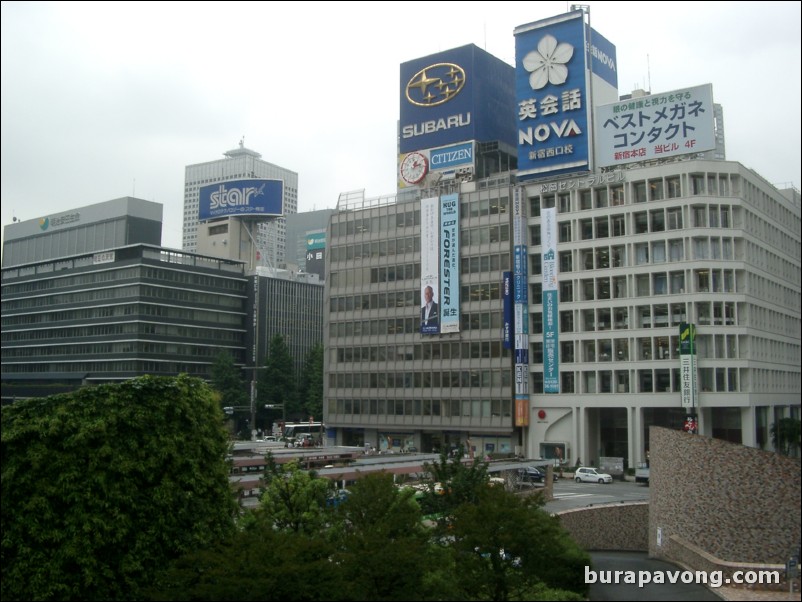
(420, 196, 440, 334)
(541, 207, 559, 393)
(440, 193, 460, 334)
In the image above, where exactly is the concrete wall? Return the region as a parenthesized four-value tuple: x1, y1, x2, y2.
(557, 502, 648, 551)
(648, 427, 801, 564)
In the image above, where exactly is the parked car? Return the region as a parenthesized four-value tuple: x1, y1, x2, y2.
(517, 466, 545, 483)
(574, 467, 613, 484)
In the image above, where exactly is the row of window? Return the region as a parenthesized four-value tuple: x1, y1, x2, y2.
(327, 397, 513, 419)
(330, 282, 503, 314)
(329, 310, 504, 338)
(335, 341, 508, 363)
(559, 366, 740, 394)
(2, 303, 246, 328)
(558, 270, 738, 302)
(3, 341, 239, 359)
(329, 253, 510, 289)
(0, 360, 213, 376)
(0, 321, 245, 344)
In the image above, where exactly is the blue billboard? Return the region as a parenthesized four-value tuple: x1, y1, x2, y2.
(199, 179, 283, 221)
(515, 11, 591, 180)
(400, 44, 515, 154)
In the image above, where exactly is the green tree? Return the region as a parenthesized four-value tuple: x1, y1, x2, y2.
(420, 446, 492, 520)
(771, 417, 801, 456)
(258, 334, 299, 422)
(446, 485, 589, 601)
(150, 515, 342, 601)
(210, 350, 249, 433)
(1, 375, 237, 601)
(298, 343, 324, 421)
(332, 473, 438, 601)
(259, 456, 331, 535)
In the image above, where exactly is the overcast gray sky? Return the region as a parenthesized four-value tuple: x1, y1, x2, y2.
(2, 1, 800, 250)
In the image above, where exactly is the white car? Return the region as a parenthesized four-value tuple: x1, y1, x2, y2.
(574, 467, 613, 484)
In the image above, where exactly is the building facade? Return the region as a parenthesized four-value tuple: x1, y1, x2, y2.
(182, 142, 298, 268)
(323, 159, 801, 464)
(1, 197, 162, 268)
(1, 244, 249, 403)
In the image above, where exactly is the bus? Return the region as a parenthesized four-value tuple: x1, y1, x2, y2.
(282, 422, 324, 442)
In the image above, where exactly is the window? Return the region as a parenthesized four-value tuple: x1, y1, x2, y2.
(594, 188, 608, 208)
(649, 179, 664, 200)
(633, 181, 647, 203)
(580, 189, 592, 210)
(560, 251, 573, 272)
(610, 185, 624, 206)
(650, 210, 665, 232)
(559, 221, 572, 243)
(634, 212, 648, 234)
(667, 177, 681, 198)
(560, 281, 573, 302)
(611, 214, 625, 237)
(667, 208, 682, 230)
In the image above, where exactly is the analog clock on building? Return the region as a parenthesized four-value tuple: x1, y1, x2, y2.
(400, 151, 429, 185)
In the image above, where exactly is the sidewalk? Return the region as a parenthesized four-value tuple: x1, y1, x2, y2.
(715, 586, 800, 601)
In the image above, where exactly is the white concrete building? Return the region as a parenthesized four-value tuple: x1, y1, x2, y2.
(182, 142, 298, 269)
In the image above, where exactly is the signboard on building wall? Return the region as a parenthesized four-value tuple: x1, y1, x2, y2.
(398, 141, 476, 190)
(439, 193, 460, 334)
(420, 194, 461, 335)
(541, 207, 559, 393)
(595, 84, 716, 168)
(199, 178, 283, 220)
(420, 196, 440, 334)
(305, 231, 326, 279)
(679, 322, 698, 409)
(512, 187, 530, 426)
(399, 44, 515, 155)
(515, 11, 591, 180)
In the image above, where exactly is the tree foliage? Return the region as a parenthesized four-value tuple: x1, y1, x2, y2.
(259, 456, 331, 535)
(771, 417, 801, 456)
(298, 343, 324, 421)
(1, 375, 237, 601)
(258, 334, 299, 422)
(446, 486, 589, 601)
(331, 473, 436, 601)
(210, 350, 249, 409)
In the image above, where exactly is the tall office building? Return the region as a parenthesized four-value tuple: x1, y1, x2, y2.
(323, 160, 801, 463)
(182, 142, 298, 268)
(1, 242, 249, 403)
(323, 10, 800, 462)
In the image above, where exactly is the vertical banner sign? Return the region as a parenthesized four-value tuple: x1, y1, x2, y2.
(440, 193, 460, 334)
(513, 187, 530, 426)
(420, 196, 440, 334)
(541, 207, 560, 393)
(502, 271, 513, 349)
(679, 323, 698, 409)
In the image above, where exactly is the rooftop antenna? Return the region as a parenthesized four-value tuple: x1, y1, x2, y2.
(647, 54, 652, 93)
(240, 136, 245, 149)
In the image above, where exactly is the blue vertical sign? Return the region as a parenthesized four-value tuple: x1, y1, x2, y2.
(541, 207, 560, 393)
(440, 193, 460, 334)
(513, 187, 530, 426)
(515, 11, 590, 180)
(502, 271, 513, 349)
